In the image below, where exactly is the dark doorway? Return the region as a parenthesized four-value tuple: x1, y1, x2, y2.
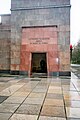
(31, 53, 47, 73)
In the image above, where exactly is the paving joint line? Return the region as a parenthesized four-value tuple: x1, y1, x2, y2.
(71, 79, 80, 95)
(8, 79, 40, 120)
(37, 78, 52, 120)
(61, 79, 67, 120)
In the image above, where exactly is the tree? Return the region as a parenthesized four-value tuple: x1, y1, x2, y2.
(72, 40, 80, 64)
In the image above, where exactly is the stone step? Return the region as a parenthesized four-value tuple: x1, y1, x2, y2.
(31, 73, 47, 78)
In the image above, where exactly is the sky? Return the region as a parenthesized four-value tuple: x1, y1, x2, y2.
(70, 0, 80, 45)
(0, 0, 80, 46)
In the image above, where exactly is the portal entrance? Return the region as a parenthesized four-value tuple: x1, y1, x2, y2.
(31, 53, 47, 73)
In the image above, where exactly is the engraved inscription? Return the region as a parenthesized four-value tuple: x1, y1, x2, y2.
(29, 37, 49, 44)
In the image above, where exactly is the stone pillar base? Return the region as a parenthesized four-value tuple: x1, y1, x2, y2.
(0, 70, 71, 77)
(0, 70, 10, 74)
(49, 71, 71, 76)
(10, 71, 19, 75)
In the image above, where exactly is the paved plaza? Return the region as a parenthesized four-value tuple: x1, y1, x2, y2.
(0, 73, 80, 120)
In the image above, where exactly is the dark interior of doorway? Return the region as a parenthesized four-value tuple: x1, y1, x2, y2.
(31, 53, 47, 73)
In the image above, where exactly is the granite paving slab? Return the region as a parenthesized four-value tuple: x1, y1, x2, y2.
(62, 85, 76, 91)
(46, 93, 63, 99)
(0, 96, 9, 103)
(63, 94, 80, 101)
(17, 88, 32, 92)
(0, 84, 24, 96)
(17, 79, 29, 83)
(48, 86, 62, 90)
(41, 105, 65, 117)
(28, 92, 45, 98)
(23, 97, 44, 105)
(3, 96, 26, 104)
(39, 116, 66, 120)
(0, 103, 20, 113)
(0, 87, 5, 92)
(66, 107, 80, 118)
(65, 100, 80, 107)
(9, 114, 38, 120)
(48, 89, 62, 94)
(16, 104, 41, 115)
(44, 99, 64, 106)
(61, 80, 71, 85)
(32, 88, 47, 93)
(0, 80, 9, 83)
(67, 118, 80, 120)
(35, 85, 48, 89)
(12, 92, 30, 97)
(0, 113, 12, 120)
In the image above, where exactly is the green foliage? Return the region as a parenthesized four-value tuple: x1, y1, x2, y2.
(72, 41, 80, 64)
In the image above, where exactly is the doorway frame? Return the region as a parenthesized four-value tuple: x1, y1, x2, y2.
(29, 52, 48, 76)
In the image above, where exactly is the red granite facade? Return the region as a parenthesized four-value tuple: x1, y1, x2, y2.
(20, 26, 59, 76)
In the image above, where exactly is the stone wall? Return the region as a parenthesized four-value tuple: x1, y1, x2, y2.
(11, 0, 70, 8)
(11, 0, 70, 75)
(0, 15, 11, 72)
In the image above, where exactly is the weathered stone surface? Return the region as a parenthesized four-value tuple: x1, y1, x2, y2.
(0, 15, 11, 70)
(0, 0, 70, 76)
(11, 0, 70, 9)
